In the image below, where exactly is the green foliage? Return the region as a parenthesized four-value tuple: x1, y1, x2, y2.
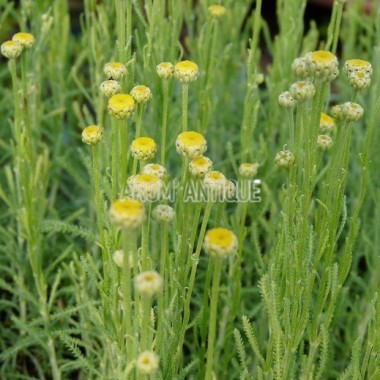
(0, 0, 380, 379)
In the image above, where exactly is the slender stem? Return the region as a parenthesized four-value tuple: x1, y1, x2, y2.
(175, 201, 213, 364)
(332, 3, 344, 54)
(135, 104, 145, 138)
(205, 258, 222, 380)
(116, 0, 126, 63)
(140, 296, 151, 350)
(161, 80, 169, 165)
(287, 108, 295, 149)
(141, 204, 151, 271)
(91, 144, 106, 248)
(121, 233, 133, 358)
(156, 223, 168, 349)
(182, 84, 189, 132)
(120, 119, 129, 191)
(111, 117, 119, 200)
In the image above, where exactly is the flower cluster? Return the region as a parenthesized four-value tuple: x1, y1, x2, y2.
(1, 32, 35, 59)
(344, 59, 372, 91)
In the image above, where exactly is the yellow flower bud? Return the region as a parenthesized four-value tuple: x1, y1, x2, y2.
(174, 60, 199, 83)
(82, 125, 103, 145)
(203, 228, 238, 259)
(12, 32, 35, 49)
(1, 40, 22, 59)
(108, 94, 135, 119)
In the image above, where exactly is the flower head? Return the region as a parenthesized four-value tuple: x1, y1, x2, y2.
(135, 271, 163, 297)
(136, 351, 159, 375)
(317, 135, 333, 151)
(99, 80, 121, 97)
(152, 205, 175, 223)
(239, 163, 259, 178)
(113, 249, 134, 269)
(331, 104, 345, 121)
(127, 174, 162, 202)
(347, 70, 371, 91)
(131, 85, 152, 104)
(278, 91, 296, 108)
(175, 131, 207, 159)
(82, 125, 103, 145)
(1, 40, 22, 59)
(342, 102, 364, 122)
(189, 156, 213, 177)
(156, 62, 174, 79)
(174, 60, 199, 83)
(131, 137, 157, 161)
(109, 199, 145, 230)
(292, 56, 310, 79)
(320, 113, 335, 133)
(104, 62, 127, 80)
(305, 50, 339, 81)
(344, 59, 372, 76)
(208, 4, 227, 18)
(274, 150, 295, 169)
(203, 228, 238, 259)
(176, 131, 207, 159)
(12, 32, 35, 49)
(203, 171, 227, 198)
(142, 163, 166, 179)
(289, 81, 315, 102)
(108, 94, 136, 119)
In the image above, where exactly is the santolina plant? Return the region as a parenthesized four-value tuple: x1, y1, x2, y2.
(0, 1, 380, 379)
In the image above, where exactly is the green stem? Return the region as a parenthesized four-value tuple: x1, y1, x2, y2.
(111, 117, 119, 200)
(156, 223, 168, 349)
(140, 296, 151, 350)
(135, 104, 145, 138)
(205, 258, 222, 380)
(141, 204, 152, 271)
(182, 84, 189, 132)
(120, 119, 129, 191)
(115, 0, 126, 63)
(91, 144, 106, 249)
(121, 233, 134, 358)
(175, 201, 213, 364)
(161, 80, 169, 165)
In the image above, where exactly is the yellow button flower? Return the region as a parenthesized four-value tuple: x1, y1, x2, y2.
(104, 61, 127, 80)
(319, 113, 335, 134)
(174, 60, 199, 83)
(1, 40, 22, 59)
(156, 62, 174, 79)
(81, 125, 103, 145)
(344, 59, 372, 76)
(317, 135, 333, 151)
(135, 271, 163, 297)
(108, 94, 135, 119)
(109, 199, 145, 230)
(203, 228, 238, 259)
(189, 156, 213, 177)
(131, 137, 157, 161)
(274, 150, 295, 169)
(208, 4, 227, 19)
(142, 163, 166, 179)
(306, 50, 339, 81)
(127, 174, 162, 202)
(131, 85, 152, 104)
(239, 163, 259, 178)
(176, 131, 207, 159)
(99, 80, 121, 98)
(12, 32, 35, 49)
(136, 351, 159, 375)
